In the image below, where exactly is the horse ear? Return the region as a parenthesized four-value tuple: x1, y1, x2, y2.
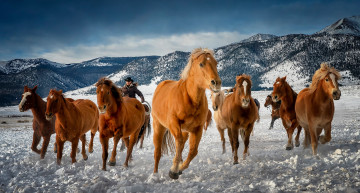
(59, 90, 63, 95)
(275, 77, 280, 81)
(283, 76, 287, 81)
(24, 85, 29, 91)
(32, 85, 38, 92)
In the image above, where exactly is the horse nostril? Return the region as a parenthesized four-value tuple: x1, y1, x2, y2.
(104, 105, 107, 109)
(211, 80, 216, 86)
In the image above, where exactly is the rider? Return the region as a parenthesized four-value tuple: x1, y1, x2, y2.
(121, 77, 145, 103)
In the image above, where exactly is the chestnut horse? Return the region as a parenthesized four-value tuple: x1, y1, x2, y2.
(210, 90, 229, 154)
(203, 109, 212, 131)
(295, 63, 341, 155)
(152, 48, 221, 179)
(272, 76, 302, 150)
(95, 78, 145, 171)
(221, 74, 259, 164)
(45, 89, 98, 165)
(264, 94, 281, 130)
(19, 85, 57, 158)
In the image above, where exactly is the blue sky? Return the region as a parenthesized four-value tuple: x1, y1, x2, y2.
(0, 0, 359, 63)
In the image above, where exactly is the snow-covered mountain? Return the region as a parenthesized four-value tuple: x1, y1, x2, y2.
(1, 16, 360, 107)
(317, 15, 360, 36)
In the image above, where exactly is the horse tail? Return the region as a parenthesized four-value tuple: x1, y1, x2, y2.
(136, 122, 146, 145)
(146, 115, 152, 137)
(161, 130, 175, 156)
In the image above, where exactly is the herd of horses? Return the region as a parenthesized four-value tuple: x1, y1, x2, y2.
(18, 48, 341, 180)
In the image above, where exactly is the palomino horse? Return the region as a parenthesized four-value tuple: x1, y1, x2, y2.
(221, 74, 259, 164)
(210, 90, 229, 154)
(45, 89, 98, 165)
(95, 78, 145, 171)
(19, 85, 57, 158)
(295, 63, 341, 155)
(152, 48, 221, 179)
(264, 95, 281, 130)
(272, 76, 302, 150)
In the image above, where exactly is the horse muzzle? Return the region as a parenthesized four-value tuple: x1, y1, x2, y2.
(333, 90, 341, 100)
(98, 105, 107, 114)
(19, 107, 24, 112)
(242, 98, 250, 108)
(212, 105, 218, 111)
(209, 79, 221, 93)
(45, 113, 53, 121)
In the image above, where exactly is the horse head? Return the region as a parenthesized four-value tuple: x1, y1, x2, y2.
(19, 85, 38, 112)
(210, 90, 225, 111)
(181, 48, 221, 93)
(311, 63, 341, 100)
(95, 78, 123, 114)
(272, 76, 287, 103)
(45, 89, 63, 120)
(264, 95, 272, 108)
(235, 74, 252, 108)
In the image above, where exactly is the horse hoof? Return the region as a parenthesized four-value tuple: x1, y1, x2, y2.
(83, 156, 88, 161)
(179, 170, 183, 175)
(102, 168, 106, 171)
(233, 161, 239, 165)
(169, 170, 179, 179)
(89, 149, 93, 153)
(54, 150, 57, 153)
(286, 146, 293, 150)
(295, 142, 300, 147)
(108, 161, 116, 166)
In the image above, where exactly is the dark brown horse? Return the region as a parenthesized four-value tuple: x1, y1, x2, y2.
(221, 74, 259, 164)
(264, 94, 281, 130)
(45, 89, 98, 165)
(95, 78, 146, 171)
(152, 48, 221, 179)
(18, 85, 57, 159)
(272, 76, 302, 150)
(296, 63, 341, 155)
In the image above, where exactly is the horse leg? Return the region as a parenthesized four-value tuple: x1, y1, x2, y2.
(88, 130, 96, 153)
(179, 128, 202, 174)
(243, 124, 254, 160)
(294, 126, 302, 147)
(70, 138, 79, 163)
(56, 136, 65, 165)
(109, 134, 121, 166)
(40, 135, 51, 159)
(319, 123, 332, 144)
(123, 129, 140, 168)
(303, 128, 311, 149)
(153, 118, 166, 173)
(217, 126, 226, 154)
(285, 121, 297, 150)
(269, 117, 275, 130)
(31, 132, 41, 154)
(308, 125, 318, 156)
(123, 137, 132, 160)
(227, 128, 234, 154)
(100, 136, 109, 171)
(168, 127, 186, 179)
(230, 126, 240, 164)
(80, 134, 88, 161)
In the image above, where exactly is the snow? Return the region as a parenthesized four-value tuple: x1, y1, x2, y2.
(0, 84, 359, 192)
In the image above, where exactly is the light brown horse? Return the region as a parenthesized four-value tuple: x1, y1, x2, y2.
(295, 63, 341, 155)
(45, 89, 98, 165)
(264, 94, 281, 130)
(95, 78, 146, 171)
(210, 90, 230, 154)
(203, 109, 212, 131)
(152, 48, 221, 179)
(272, 76, 302, 150)
(19, 85, 57, 158)
(221, 75, 259, 164)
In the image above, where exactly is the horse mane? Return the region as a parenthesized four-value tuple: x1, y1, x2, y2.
(309, 63, 341, 93)
(95, 78, 123, 103)
(236, 74, 252, 86)
(180, 48, 214, 80)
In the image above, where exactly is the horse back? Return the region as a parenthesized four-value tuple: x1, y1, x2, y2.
(73, 99, 99, 129)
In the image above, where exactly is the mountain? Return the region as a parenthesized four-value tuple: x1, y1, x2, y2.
(1, 16, 360, 107)
(317, 15, 360, 36)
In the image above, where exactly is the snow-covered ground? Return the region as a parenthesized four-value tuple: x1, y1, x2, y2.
(0, 84, 359, 193)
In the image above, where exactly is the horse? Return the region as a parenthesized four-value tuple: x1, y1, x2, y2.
(152, 48, 221, 179)
(221, 74, 259, 164)
(272, 76, 302, 150)
(45, 89, 98, 165)
(19, 85, 57, 159)
(264, 94, 281, 130)
(203, 109, 212, 131)
(95, 78, 146, 171)
(210, 90, 228, 154)
(295, 63, 341, 156)
(139, 102, 152, 148)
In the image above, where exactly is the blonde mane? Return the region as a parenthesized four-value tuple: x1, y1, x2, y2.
(180, 48, 214, 80)
(309, 63, 341, 93)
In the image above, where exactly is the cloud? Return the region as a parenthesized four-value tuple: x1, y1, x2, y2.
(40, 31, 250, 63)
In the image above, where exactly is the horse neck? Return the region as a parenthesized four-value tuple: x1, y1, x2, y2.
(107, 100, 120, 115)
(313, 82, 332, 104)
(281, 83, 296, 108)
(55, 97, 76, 125)
(184, 77, 206, 106)
(31, 94, 47, 121)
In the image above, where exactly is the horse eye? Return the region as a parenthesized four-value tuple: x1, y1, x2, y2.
(199, 63, 204, 67)
(107, 91, 110, 94)
(325, 78, 329, 82)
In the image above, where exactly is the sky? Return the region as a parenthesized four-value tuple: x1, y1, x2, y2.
(0, 0, 359, 63)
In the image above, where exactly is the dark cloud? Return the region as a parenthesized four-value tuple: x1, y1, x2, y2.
(0, 0, 359, 61)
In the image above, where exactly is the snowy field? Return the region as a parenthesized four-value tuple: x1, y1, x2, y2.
(0, 84, 359, 193)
